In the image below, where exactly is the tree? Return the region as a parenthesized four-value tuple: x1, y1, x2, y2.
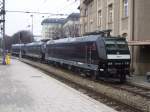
(64, 24, 80, 37)
(51, 26, 66, 40)
(5, 35, 12, 51)
(11, 30, 34, 44)
(0, 35, 12, 52)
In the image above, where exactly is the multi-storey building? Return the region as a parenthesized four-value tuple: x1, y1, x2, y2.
(63, 13, 80, 37)
(41, 13, 80, 39)
(80, 0, 150, 75)
(41, 18, 65, 39)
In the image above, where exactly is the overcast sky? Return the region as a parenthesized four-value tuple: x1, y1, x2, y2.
(5, 0, 79, 36)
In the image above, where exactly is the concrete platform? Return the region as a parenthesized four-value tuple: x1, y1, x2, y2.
(128, 75, 150, 89)
(0, 59, 118, 112)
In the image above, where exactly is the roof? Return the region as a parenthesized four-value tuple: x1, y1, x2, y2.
(47, 35, 100, 44)
(62, 13, 80, 25)
(41, 13, 80, 25)
(41, 18, 65, 25)
(26, 41, 44, 46)
(47, 35, 125, 44)
(67, 13, 80, 20)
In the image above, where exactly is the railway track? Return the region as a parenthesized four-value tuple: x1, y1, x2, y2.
(95, 80, 150, 100)
(53, 75, 142, 112)
(18, 58, 150, 112)
(116, 83, 150, 98)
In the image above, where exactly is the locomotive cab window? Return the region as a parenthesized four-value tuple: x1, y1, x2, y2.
(105, 39, 128, 50)
(116, 41, 128, 50)
(104, 38, 129, 55)
(105, 41, 116, 50)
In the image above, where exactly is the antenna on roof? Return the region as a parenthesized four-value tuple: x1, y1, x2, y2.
(83, 29, 112, 37)
(102, 29, 112, 37)
(83, 30, 103, 36)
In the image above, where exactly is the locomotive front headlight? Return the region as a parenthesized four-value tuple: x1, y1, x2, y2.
(100, 69, 104, 71)
(125, 62, 129, 65)
(108, 62, 113, 65)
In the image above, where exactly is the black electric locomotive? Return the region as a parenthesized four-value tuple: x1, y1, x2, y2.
(25, 41, 45, 60)
(11, 44, 25, 56)
(45, 33, 130, 82)
(11, 31, 131, 82)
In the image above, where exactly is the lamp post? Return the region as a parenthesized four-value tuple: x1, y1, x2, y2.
(30, 14, 33, 35)
(19, 32, 22, 59)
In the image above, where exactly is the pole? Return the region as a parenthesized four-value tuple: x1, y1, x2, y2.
(2, 0, 6, 65)
(30, 14, 33, 35)
(131, 0, 135, 74)
(19, 32, 22, 59)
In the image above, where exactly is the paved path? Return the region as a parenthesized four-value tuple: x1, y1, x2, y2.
(0, 59, 118, 112)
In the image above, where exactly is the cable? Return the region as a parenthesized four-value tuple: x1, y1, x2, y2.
(36, 0, 48, 12)
(57, 0, 79, 12)
(5, 10, 69, 16)
(67, 0, 79, 2)
(42, 0, 47, 3)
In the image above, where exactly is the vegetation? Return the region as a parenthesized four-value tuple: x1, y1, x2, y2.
(0, 30, 34, 52)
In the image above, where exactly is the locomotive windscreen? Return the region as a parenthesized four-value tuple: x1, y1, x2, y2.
(104, 38, 130, 59)
(105, 40, 128, 50)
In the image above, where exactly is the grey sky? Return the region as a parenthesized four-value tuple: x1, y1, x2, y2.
(5, 0, 79, 36)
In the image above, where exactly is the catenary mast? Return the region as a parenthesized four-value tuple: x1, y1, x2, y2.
(0, 0, 5, 64)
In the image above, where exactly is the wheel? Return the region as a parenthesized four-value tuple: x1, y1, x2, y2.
(119, 74, 126, 83)
(68, 65, 72, 70)
(91, 71, 99, 80)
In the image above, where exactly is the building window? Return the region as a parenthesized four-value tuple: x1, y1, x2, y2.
(84, 23, 87, 33)
(84, 8, 88, 16)
(98, 10, 102, 28)
(123, 0, 128, 17)
(90, 20, 93, 32)
(89, 2, 93, 14)
(108, 4, 113, 23)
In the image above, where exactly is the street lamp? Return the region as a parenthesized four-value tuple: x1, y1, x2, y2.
(30, 14, 33, 35)
(19, 32, 22, 59)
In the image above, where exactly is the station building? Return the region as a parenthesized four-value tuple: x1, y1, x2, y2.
(79, 0, 150, 75)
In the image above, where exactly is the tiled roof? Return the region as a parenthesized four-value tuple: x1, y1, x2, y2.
(41, 18, 65, 25)
(67, 13, 80, 20)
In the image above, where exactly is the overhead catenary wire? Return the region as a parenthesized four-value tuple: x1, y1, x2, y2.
(5, 1, 79, 18)
(5, 10, 69, 16)
(36, 0, 79, 17)
(36, 0, 48, 13)
(58, 0, 79, 12)
(42, 0, 47, 3)
(66, 0, 79, 2)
